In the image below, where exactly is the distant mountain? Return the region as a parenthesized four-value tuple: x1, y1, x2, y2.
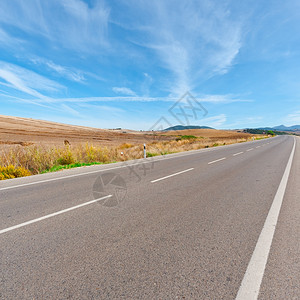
(248, 125, 300, 132)
(164, 125, 214, 131)
(244, 128, 287, 135)
(256, 127, 274, 131)
(273, 125, 300, 131)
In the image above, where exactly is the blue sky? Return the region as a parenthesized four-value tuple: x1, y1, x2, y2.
(0, 0, 300, 130)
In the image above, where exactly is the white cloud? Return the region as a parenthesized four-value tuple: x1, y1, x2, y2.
(61, 104, 81, 116)
(33, 96, 170, 103)
(200, 114, 227, 128)
(112, 87, 136, 96)
(29, 57, 85, 83)
(0, 28, 21, 46)
(0, 0, 109, 52)
(244, 116, 263, 123)
(0, 0, 243, 97)
(26, 94, 249, 104)
(28, 56, 105, 83)
(141, 72, 153, 96)
(1, 94, 59, 110)
(116, 0, 243, 95)
(0, 69, 44, 99)
(46, 61, 85, 82)
(284, 110, 300, 125)
(199, 94, 252, 104)
(0, 61, 64, 100)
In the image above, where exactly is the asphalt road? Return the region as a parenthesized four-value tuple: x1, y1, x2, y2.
(0, 135, 298, 299)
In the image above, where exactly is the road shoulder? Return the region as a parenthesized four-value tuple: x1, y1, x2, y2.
(259, 137, 300, 299)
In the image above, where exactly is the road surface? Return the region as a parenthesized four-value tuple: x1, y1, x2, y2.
(0, 135, 299, 299)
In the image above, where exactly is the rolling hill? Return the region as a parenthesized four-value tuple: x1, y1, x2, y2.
(164, 125, 214, 131)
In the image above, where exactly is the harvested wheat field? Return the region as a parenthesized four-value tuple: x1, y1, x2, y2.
(0, 114, 172, 147)
(0, 114, 266, 178)
(158, 128, 251, 139)
(0, 115, 255, 146)
(0, 114, 255, 148)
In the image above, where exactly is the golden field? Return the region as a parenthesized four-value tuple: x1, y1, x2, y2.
(0, 115, 267, 178)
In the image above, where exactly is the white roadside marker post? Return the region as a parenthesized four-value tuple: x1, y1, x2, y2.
(144, 143, 146, 158)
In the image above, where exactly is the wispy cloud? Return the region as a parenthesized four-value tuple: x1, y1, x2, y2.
(116, 0, 243, 95)
(0, 0, 110, 52)
(30, 57, 85, 83)
(244, 116, 263, 123)
(61, 104, 81, 116)
(200, 114, 227, 128)
(76, 103, 124, 113)
(28, 56, 105, 83)
(0, 1, 243, 98)
(47, 61, 85, 82)
(112, 87, 136, 96)
(1, 94, 59, 110)
(0, 28, 21, 47)
(0, 61, 64, 100)
(141, 73, 153, 96)
(284, 110, 300, 125)
(25, 94, 250, 104)
(198, 94, 252, 104)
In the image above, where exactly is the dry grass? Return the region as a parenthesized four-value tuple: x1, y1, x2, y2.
(144, 136, 251, 156)
(159, 128, 249, 139)
(0, 115, 268, 179)
(0, 115, 253, 148)
(0, 114, 173, 147)
(0, 135, 268, 179)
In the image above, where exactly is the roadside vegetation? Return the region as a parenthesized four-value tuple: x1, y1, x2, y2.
(0, 135, 269, 180)
(0, 165, 31, 180)
(175, 135, 198, 141)
(244, 129, 286, 135)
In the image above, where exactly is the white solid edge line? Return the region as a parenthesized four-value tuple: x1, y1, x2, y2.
(235, 137, 296, 300)
(0, 167, 127, 191)
(233, 152, 244, 156)
(0, 195, 112, 235)
(151, 168, 194, 183)
(208, 157, 226, 164)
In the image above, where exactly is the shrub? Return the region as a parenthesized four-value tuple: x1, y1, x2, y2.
(0, 165, 31, 180)
(146, 152, 158, 157)
(85, 143, 97, 162)
(176, 135, 197, 141)
(56, 146, 75, 165)
(119, 143, 133, 149)
(0, 135, 265, 179)
(181, 135, 197, 140)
